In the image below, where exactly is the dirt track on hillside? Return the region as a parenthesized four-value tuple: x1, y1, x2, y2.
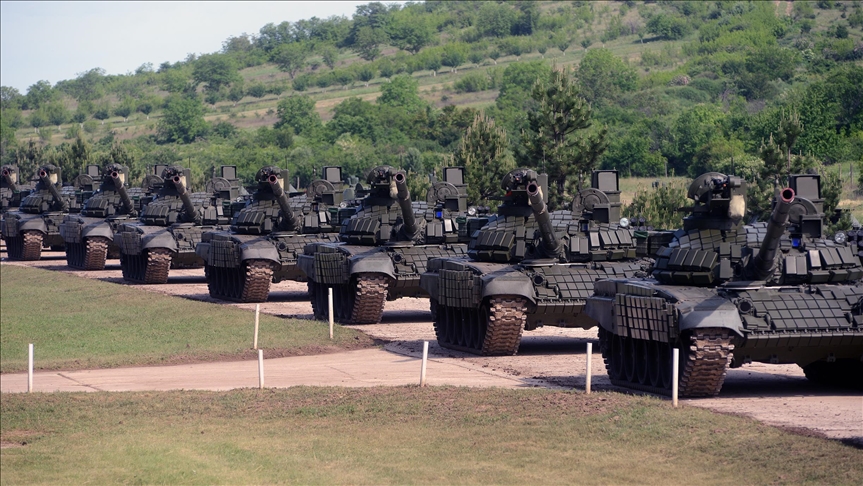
(2, 251, 861, 444)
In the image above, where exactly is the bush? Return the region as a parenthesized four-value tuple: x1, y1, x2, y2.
(454, 72, 490, 93)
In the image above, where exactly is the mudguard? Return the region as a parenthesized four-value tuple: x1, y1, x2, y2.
(297, 253, 316, 281)
(238, 236, 280, 264)
(80, 219, 114, 240)
(479, 267, 536, 304)
(419, 272, 440, 301)
(349, 250, 396, 279)
(135, 226, 179, 252)
(17, 215, 48, 234)
(657, 285, 744, 336)
(195, 241, 211, 261)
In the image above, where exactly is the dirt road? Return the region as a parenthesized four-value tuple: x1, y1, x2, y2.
(3, 252, 862, 443)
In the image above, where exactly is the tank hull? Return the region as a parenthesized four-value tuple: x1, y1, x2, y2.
(197, 231, 341, 302)
(299, 241, 468, 324)
(420, 256, 649, 355)
(585, 279, 863, 396)
(60, 214, 135, 269)
(115, 222, 218, 283)
(1, 211, 67, 260)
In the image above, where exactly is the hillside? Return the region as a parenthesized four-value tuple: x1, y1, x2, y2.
(1, 1, 862, 218)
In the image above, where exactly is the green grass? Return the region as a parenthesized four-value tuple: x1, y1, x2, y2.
(2, 388, 861, 484)
(0, 265, 374, 373)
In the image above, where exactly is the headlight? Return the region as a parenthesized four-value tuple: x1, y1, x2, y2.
(467, 206, 477, 216)
(619, 217, 630, 228)
(339, 202, 348, 208)
(834, 231, 847, 244)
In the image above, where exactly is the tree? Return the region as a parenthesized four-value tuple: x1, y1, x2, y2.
(1, 86, 23, 110)
(378, 75, 424, 112)
(320, 44, 339, 69)
(453, 113, 515, 205)
(113, 98, 136, 123)
(227, 81, 245, 106)
(192, 54, 240, 93)
(357, 65, 375, 86)
(24, 80, 55, 110)
(354, 26, 385, 61)
(275, 95, 322, 136)
(271, 43, 308, 79)
(575, 48, 637, 104)
(476, 2, 518, 38)
(43, 102, 69, 129)
(388, 14, 434, 54)
(247, 83, 267, 99)
(520, 67, 607, 210)
(441, 43, 468, 72)
(646, 13, 691, 40)
(136, 96, 159, 119)
(157, 94, 209, 144)
(93, 102, 112, 124)
(161, 69, 191, 94)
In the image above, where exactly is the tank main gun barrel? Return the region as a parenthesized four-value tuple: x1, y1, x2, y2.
(751, 187, 795, 280)
(267, 174, 301, 230)
(394, 171, 419, 238)
(527, 181, 563, 258)
(38, 168, 68, 212)
(170, 175, 201, 224)
(1, 168, 15, 187)
(110, 171, 137, 217)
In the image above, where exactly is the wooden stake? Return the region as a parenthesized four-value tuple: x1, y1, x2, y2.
(420, 341, 429, 387)
(328, 288, 334, 340)
(253, 304, 260, 349)
(258, 349, 264, 389)
(672, 348, 679, 407)
(28, 343, 33, 393)
(585, 342, 592, 394)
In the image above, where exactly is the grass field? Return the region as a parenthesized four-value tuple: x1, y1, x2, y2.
(2, 388, 861, 484)
(0, 265, 374, 373)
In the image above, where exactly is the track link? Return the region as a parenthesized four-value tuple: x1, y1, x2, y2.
(239, 260, 274, 303)
(349, 274, 388, 324)
(679, 329, 734, 397)
(21, 231, 43, 260)
(81, 237, 109, 270)
(481, 297, 526, 356)
(143, 249, 173, 284)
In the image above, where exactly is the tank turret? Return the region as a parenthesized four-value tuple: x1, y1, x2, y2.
(109, 165, 137, 217)
(262, 167, 301, 231)
(526, 180, 562, 258)
(1, 165, 31, 213)
(1, 165, 17, 187)
(165, 167, 200, 224)
(339, 166, 422, 245)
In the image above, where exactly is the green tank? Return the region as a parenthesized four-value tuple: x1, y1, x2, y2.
(60, 163, 157, 270)
(298, 166, 470, 324)
(420, 168, 655, 355)
(585, 172, 863, 396)
(114, 165, 244, 284)
(2, 164, 83, 260)
(1, 164, 33, 214)
(197, 165, 356, 302)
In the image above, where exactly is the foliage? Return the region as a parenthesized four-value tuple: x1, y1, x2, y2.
(575, 48, 637, 105)
(270, 43, 308, 79)
(453, 112, 514, 205)
(377, 75, 425, 112)
(624, 178, 688, 230)
(157, 94, 209, 144)
(192, 54, 240, 93)
(275, 95, 322, 137)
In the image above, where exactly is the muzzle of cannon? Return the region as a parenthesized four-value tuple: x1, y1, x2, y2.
(394, 171, 419, 239)
(750, 187, 795, 280)
(38, 168, 68, 212)
(267, 174, 301, 230)
(527, 180, 563, 258)
(170, 175, 201, 224)
(111, 171, 137, 217)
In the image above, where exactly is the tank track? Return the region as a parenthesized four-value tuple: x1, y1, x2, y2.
(206, 260, 273, 303)
(349, 274, 388, 324)
(121, 248, 173, 284)
(8, 231, 45, 261)
(66, 237, 109, 270)
(433, 297, 526, 356)
(600, 327, 733, 397)
(309, 281, 326, 320)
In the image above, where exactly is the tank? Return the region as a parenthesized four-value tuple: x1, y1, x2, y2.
(298, 166, 471, 324)
(1, 164, 83, 260)
(585, 172, 863, 396)
(1, 164, 33, 214)
(197, 165, 355, 302)
(419, 169, 657, 355)
(114, 165, 244, 284)
(59, 164, 157, 270)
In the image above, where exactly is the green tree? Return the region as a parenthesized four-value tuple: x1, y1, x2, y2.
(24, 80, 56, 110)
(136, 96, 159, 120)
(624, 180, 688, 230)
(453, 112, 515, 205)
(1, 86, 23, 110)
(113, 98, 136, 123)
(227, 80, 245, 106)
(441, 43, 468, 72)
(274, 95, 322, 136)
(575, 48, 637, 104)
(161, 69, 192, 94)
(646, 13, 691, 40)
(354, 26, 385, 61)
(247, 83, 267, 99)
(192, 54, 240, 93)
(43, 101, 69, 129)
(271, 43, 308, 79)
(476, 2, 518, 38)
(378, 75, 425, 112)
(93, 102, 112, 124)
(520, 67, 607, 210)
(388, 13, 434, 54)
(157, 94, 209, 144)
(320, 44, 339, 69)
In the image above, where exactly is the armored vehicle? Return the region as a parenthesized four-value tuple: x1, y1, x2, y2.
(2, 164, 83, 260)
(420, 169, 655, 355)
(198, 166, 356, 302)
(1, 165, 33, 214)
(114, 165, 244, 284)
(59, 163, 157, 270)
(585, 173, 863, 396)
(299, 166, 471, 324)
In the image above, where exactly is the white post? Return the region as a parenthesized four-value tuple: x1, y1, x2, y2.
(253, 304, 260, 349)
(672, 348, 679, 407)
(328, 288, 334, 340)
(420, 341, 429, 387)
(28, 343, 34, 393)
(257, 349, 264, 389)
(585, 342, 592, 394)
